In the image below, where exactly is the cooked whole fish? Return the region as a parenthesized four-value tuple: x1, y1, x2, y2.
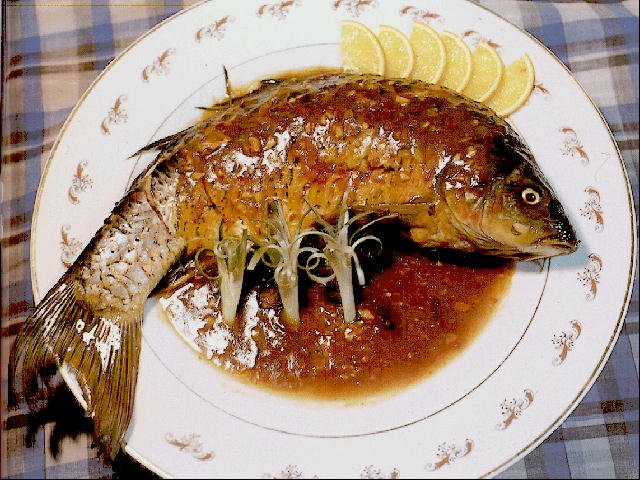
(10, 73, 578, 457)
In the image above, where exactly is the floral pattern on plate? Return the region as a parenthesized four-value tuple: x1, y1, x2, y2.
(462, 29, 500, 49)
(142, 48, 176, 82)
(577, 253, 603, 301)
(399, 5, 442, 24)
(68, 160, 93, 204)
(559, 126, 589, 164)
(257, 0, 301, 20)
(580, 187, 604, 232)
(100, 95, 128, 135)
(263, 465, 316, 478)
(165, 433, 215, 461)
(333, 0, 378, 17)
(60, 224, 82, 268)
(424, 439, 474, 471)
(195, 15, 235, 42)
(496, 389, 535, 430)
(552, 320, 582, 366)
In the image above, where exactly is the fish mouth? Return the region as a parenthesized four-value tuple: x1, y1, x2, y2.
(528, 210, 579, 256)
(542, 240, 578, 254)
(531, 235, 579, 258)
(546, 200, 579, 250)
(544, 240, 578, 250)
(507, 240, 576, 261)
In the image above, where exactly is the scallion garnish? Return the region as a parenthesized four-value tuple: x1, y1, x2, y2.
(305, 193, 394, 323)
(248, 201, 318, 330)
(195, 224, 252, 325)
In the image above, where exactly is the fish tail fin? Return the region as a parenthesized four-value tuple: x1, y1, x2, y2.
(9, 275, 142, 458)
(8, 278, 76, 411)
(64, 311, 142, 459)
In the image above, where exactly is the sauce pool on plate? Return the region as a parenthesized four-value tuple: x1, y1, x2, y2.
(159, 248, 514, 400)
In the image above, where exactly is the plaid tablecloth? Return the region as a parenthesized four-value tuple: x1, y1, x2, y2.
(1, 0, 638, 478)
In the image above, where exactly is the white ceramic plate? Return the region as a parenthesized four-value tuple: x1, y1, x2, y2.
(31, 0, 636, 477)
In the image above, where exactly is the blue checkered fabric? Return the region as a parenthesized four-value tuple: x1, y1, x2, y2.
(1, 1, 637, 478)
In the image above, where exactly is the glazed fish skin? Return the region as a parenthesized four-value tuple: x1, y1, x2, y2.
(175, 74, 577, 259)
(10, 73, 577, 458)
(10, 159, 186, 457)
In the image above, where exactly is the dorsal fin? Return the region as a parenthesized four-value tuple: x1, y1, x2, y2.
(129, 126, 195, 159)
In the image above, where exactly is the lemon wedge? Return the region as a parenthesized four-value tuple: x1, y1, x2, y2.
(341, 20, 385, 75)
(438, 31, 472, 92)
(463, 42, 504, 102)
(409, 22, 446, 83)
(485, 54, 535, 116)
(378, 24, 415, 78)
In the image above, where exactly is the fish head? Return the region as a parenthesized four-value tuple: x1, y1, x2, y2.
(439, 135, 579, 260)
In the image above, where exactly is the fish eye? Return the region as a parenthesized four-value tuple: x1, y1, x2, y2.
(521, 187, 541, 205)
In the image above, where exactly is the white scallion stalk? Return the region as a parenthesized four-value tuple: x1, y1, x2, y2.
(305, 194, 394, 323)
(248, 201, 318, 330)
(324, 247, 357, 323)
(195, 225, 252, 325)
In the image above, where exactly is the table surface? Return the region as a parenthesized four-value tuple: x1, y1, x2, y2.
(1, 0, 638, 478)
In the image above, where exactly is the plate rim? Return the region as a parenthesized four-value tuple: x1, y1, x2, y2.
(28, 0, 637, 477)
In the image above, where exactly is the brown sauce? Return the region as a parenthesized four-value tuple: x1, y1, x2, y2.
(231, 66, 342, 96)
(200, 66, 342, 121)
(159, 246, 514, 400)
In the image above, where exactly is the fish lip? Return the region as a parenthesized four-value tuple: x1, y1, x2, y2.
(544, 240, 579, 253)
(532, 237, 580, 257)
(535, 226, 579, 250)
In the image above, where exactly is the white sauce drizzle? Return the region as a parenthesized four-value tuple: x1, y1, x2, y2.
(371, 126, 401, 157)
(262, 129, 292, 174)
(94, 318, 121, 372)
(75, 318, 122, 373)
(159, 283, 285, 372)
(235, 291, 260, 369)
(226, 150, 259, 176)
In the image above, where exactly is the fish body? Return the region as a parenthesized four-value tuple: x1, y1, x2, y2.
(10, 73, 577, 457)
(175, 74, 575, 258)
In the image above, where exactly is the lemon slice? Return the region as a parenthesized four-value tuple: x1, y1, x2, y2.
(378, 24, 414, 78)
(409, 22, 446, 83)
(463, 42, 504, 102)
(485, 54, 535, 116)
(438, 31, 472, 91)
(341, 20, 385, 75)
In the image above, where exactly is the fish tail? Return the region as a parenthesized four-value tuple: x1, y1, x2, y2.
(8, 277, 76, 410)
(9, 273, 142, 458)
